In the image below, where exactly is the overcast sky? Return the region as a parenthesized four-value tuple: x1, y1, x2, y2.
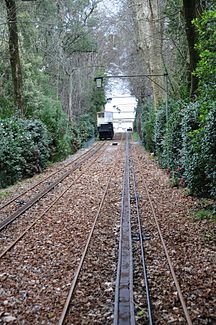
(98, 0, 137, 115)
(98, 0, 122, 16)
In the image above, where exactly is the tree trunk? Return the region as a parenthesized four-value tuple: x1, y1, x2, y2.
(5, 0, 24, 115)
(129, 0, 166, 107)
(182, 0, 199, 98)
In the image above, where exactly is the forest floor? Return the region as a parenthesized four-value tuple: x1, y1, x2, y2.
(0, 139, 215, 324)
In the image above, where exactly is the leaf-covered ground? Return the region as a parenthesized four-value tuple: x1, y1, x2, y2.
(0, 140, 215, 324)
(132, 143, 215, 324)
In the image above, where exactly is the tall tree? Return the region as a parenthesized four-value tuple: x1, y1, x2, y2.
(5, 0, 24, 115)
(182, 0, 200, 98)
(127, 0, 166, 107)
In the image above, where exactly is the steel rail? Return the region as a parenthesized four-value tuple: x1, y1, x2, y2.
(0, 143, 105, 232)
(114, 133, 135, 325)
(0, 142, 110, 259)
(133, 144, 192, 325)
(130, 156, 154, 325)
(58, 136, 123, 325)
(0, 142, 100, 211)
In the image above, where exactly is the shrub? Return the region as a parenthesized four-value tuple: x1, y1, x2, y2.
(0, 112, 97, 188)
(142, 103, 155, 152)
(139, 6, 216, 197)
(35, 97, 73, 161)
(154, 104, 166, 162)
(161, 101, 186, 184)
(69, 122, 82, 153)
(193, 5, 216, 100)
(0, 118, 50, 188)
(152, 98, 216, 197)
(78, 114, 95, 143)
(34, 96, 96, 161)
(182, 100, 216, 196)
(202, 105, 216, 197)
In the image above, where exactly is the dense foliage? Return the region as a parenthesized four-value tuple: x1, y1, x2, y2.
(138, 5, 216, 198)
(141, 102, 155, 152)
(0, 112, 97, 188)
(182, 101, 212, 196)
(141, 99, 215, 198)
(193, 6, 216, 100)
(0, 80, 103, 188)
(0, 73, 104, 188)
(0, 1, 215, 197)
(0, 119, 50, 188)
(0, 1, 106, 188)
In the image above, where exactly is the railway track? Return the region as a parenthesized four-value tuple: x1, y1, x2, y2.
(130, 146, 153, 324)
(114, 133, 192, 324)
(0, 135, 200, 323)
(114, 133, 154, 324)
(0, 142, 98, 211)
(0, 141, 110, 258)
(114, 132, 135, 325)
(0, 141, 105, 232)
(0, 136, 124, 324)
(131, 141, 193, 324)
(58, 138, 123, 324)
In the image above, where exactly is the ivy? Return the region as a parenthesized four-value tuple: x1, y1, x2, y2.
(193, 5, 216, 99)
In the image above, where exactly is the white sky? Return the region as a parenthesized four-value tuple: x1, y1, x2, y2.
(105, 79, 137, 126)
(105, 76, 137, 116)
(97, 0, 123, 16)
(98, 0, 137, 127)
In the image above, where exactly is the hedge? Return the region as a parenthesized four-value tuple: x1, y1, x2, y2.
(0, 113, 96, 188)
(0, 118, 50, 188)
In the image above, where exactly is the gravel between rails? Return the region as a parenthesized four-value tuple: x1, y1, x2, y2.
(0, 141, 121, 324)
(132, 143, 215, 324)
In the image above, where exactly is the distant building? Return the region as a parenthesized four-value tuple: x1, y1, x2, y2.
(105, 97, 136, 132)
(113, 111, 135, 132)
